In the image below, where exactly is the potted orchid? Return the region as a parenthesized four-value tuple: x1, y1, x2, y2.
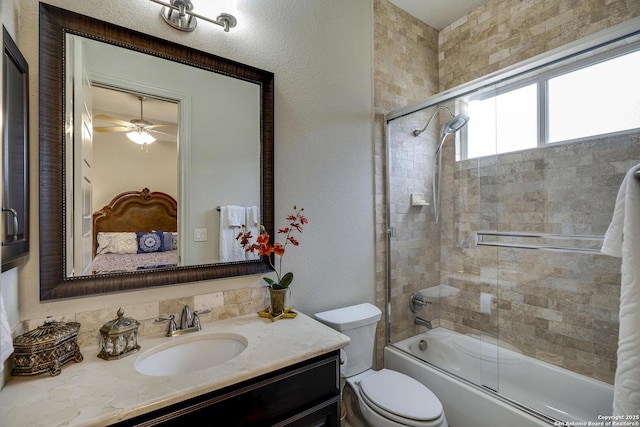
(236, 206, 308, 314)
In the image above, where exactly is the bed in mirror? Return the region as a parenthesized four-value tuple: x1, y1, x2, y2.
(39, 3, 274, 300)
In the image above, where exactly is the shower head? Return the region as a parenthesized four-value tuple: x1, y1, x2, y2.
(442, 114, 469, 135)
(435, 114, 469, 154)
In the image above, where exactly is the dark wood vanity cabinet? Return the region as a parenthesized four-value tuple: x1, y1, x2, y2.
(112, 350, 341, 427)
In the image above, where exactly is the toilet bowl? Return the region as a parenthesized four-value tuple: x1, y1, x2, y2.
(315, 303, 447, 427)
(346, 369, 447, 427)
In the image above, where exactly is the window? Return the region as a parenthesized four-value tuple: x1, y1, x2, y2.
(548, 49, 640, 143)
(466, 83, 538, 159)
(459, 43, 640, 160)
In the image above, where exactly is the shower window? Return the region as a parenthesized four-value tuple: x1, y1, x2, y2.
(463, 83, 538, 160)
(459, 42, 640, 161)
(548, 48, 640, 143)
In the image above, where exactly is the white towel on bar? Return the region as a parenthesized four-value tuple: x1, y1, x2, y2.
(601, 163, 640, 416)
(219, 206, 246, 262)
(0, 292, 14, 373)
(245, 206, 260, 260)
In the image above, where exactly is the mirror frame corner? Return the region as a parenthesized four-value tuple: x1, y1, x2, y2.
(39, 3, 274, 300)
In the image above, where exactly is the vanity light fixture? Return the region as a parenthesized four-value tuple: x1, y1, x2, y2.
(149, 0, 237, 32)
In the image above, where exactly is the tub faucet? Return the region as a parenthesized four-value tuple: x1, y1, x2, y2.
(415, 316, 433, 329)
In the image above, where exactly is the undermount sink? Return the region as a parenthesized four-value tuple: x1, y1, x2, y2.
(135, 333, 248, 376)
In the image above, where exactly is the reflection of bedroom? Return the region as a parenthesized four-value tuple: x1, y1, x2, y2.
(92, 87, 178, 210)
(89, 87, 179, 274)
(69, 36, 262, 274)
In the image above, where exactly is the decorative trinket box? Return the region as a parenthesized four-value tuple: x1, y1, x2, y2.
(98, 308, 140, 360)
(12, 317, 83, 377)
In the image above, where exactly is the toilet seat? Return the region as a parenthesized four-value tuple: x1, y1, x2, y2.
(358, 369, 444, 426)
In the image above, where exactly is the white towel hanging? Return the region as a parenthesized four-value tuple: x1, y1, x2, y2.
(219, 206, 247, 262)
(602, 163, 640, 416)
(0, 293, 14, 373)
(222, 205, 245, 228)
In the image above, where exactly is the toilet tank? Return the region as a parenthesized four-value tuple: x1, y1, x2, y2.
(315, 303, 382, 377)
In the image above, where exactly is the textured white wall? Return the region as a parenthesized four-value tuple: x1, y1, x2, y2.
(14, 0, 375, 320)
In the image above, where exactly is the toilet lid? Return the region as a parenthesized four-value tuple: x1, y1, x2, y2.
(359, 369, 443, 421)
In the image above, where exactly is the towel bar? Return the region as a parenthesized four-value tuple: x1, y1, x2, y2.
(476, 231, 604, 255)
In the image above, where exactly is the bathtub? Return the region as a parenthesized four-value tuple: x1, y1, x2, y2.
(385, 328, 614, 427)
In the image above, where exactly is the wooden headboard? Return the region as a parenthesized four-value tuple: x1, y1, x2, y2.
(92, 188, 177, 257)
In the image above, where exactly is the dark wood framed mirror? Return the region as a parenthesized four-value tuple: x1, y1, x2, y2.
(39, 3, 274, 300)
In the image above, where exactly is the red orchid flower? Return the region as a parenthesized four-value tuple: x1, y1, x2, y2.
(236, 206, 307, 289)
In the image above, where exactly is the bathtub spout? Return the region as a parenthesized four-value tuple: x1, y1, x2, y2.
(415, 316, 433, 329)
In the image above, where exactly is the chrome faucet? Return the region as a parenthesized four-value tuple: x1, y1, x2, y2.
(156, 305, 211, 337)
(415, 316, 433, 329)
(180, 305, 193, 330)
(410, 291, 432, 313)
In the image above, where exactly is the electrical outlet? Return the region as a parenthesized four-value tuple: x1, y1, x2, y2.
(194, 228, 208, 242)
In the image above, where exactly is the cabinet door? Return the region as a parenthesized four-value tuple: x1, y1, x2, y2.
(111, 351, 341, 427)
(274, 397, 341, 427)
(1, 27, 29, 272)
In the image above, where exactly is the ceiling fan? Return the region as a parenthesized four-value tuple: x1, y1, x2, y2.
(93, 96, 176, 147)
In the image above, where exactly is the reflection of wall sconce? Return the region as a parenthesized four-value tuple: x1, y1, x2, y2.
(149, 0, 237, 32)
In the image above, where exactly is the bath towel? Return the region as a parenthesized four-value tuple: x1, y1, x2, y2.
(219, 206, 246, 262)
(601, 163, 640, 415)
(0, 293, 14, 373)
(245, 206, 260, 260)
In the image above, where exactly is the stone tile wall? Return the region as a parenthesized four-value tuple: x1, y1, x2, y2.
(438, 0, 640, 91)
(375, 0, 640, 385)
(18, 287, 269, 349)
(437, 133, 640, 384)
(373, 0, 439, 367)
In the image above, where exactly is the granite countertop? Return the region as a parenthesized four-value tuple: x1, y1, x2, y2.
(0, 311, 349, 427)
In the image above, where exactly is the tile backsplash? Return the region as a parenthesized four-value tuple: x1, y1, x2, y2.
(15, 287, 269, 349)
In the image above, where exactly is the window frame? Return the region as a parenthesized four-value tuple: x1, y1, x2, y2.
(458, 39, 640, 161)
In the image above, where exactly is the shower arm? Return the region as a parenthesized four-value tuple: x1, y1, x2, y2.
(413, 106, 454, 137)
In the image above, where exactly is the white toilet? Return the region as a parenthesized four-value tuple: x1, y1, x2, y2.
(315, 303, 448, 427)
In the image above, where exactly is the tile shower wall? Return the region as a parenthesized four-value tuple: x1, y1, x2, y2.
(432, 0, 640, 385)
(438, 0, 640, 91)
(385, 109, 446, 344)
(373, 0, 439, 366)
(375, 0, 640, 383)
(438, 134, 640, 384)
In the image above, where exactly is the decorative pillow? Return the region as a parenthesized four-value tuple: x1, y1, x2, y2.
(163, 232, 177, 251)
(96, 232, 138, 254)
(136, 231, 165, 253)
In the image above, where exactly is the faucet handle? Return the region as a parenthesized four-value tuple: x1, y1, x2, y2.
(156, 314, 178, 336)
(191, 309, 211, 330)
(410, 291, 432, 313)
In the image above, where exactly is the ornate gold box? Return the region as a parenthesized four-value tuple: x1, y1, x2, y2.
(12, 318, 83, 376)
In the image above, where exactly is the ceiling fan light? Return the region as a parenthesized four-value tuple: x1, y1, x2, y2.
(126, 130, 156, 145)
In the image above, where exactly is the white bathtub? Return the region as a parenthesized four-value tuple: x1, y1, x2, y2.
(385, 328, 614, 427)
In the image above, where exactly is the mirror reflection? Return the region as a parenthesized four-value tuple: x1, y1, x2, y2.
(65, 34, 261, 277)
(39, 3, 274, 300)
